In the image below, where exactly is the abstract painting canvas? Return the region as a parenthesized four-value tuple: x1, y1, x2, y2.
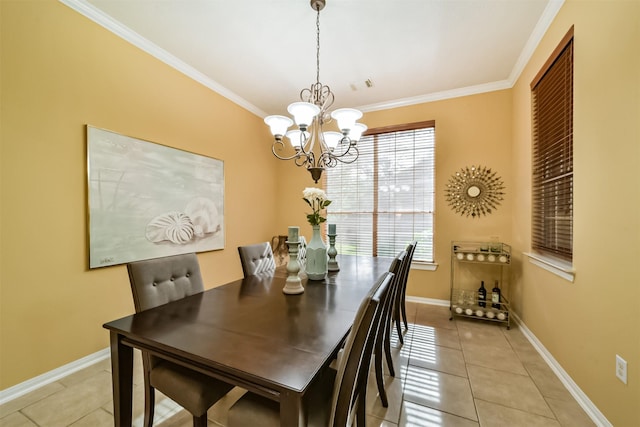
(87, 126, 224, 268)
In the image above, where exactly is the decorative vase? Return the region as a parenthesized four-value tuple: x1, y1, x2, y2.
(306, 225, 328, 280)
(271, 235, 289, 266)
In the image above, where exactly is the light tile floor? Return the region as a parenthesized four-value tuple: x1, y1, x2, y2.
(0, 303, 596, 427)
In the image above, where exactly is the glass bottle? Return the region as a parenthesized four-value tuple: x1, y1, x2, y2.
(478, 281, 486, 307)
(491, 280, 501, 309)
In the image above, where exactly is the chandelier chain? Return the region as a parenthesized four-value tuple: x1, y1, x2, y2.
(316, 6, 321, 87)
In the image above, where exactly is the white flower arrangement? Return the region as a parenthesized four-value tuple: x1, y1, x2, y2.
(302, 187, 332, 226)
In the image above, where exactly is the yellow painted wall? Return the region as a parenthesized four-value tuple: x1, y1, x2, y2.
(276, 90, 514, 302)
(2, 0, 638, 423)
(0, 0, 278, 389)
(510, 1, 640, 424)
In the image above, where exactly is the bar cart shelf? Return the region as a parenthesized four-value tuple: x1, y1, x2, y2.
(449, 241, 511, 329)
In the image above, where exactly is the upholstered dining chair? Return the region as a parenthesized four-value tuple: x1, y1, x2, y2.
(393, 241, 418, 341)
(227, 271, 394, 427)
(127, 253, 234, 427)
(297, 235, 307, 273)
(237, 242, 277, 277)
(373, 250, 406, 407)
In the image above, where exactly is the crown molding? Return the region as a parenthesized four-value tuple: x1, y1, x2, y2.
(508, 0, 565, 85)
(362, 0, 565, 113)
(59, 0, 564, 118)
(58, 0, 267, 118)
(359, 80, 513, 113)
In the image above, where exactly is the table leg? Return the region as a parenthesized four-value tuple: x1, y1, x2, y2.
(280, 390, 306, 427)
(109, 331, 133, 427)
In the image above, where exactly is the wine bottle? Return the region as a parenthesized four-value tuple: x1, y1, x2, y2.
(478, 281, 486, 307)
(491, 280, 501, 309)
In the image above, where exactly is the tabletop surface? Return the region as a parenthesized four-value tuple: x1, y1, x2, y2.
(104, 254, 392, 395)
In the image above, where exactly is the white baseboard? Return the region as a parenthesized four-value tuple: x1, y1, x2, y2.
(409, 298, 610, 426)
(508, 311, 612, 427)
(0, 348, 110, 405)
(0, 302, 612, 427)
(406, 296, 450, 307)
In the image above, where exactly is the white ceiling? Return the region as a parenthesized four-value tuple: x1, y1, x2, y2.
(64, 0, 563, 117)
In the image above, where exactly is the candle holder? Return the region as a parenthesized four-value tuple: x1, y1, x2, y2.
(327, 233, 339, 272)
(282, 240, 304, 294)
(288, 226, 299, 244)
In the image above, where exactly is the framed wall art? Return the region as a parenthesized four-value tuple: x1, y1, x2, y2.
(87, 126, 224, 268)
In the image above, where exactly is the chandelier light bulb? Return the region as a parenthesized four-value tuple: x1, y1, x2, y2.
(264, 115, 293, 139)
(349, 123, 368, 143)
(285, 130, 309, 149)
(331, 108, 363, 134)
(322, 131, 343, 150)
(287, 102, 320, 130)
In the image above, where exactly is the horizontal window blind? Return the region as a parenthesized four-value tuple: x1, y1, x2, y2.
(326, 121, 435, 263)
(531, 27, 573, 261)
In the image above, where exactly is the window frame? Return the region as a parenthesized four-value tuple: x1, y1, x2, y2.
(324, 120, 436, 266)
(528, 26, 575, 280)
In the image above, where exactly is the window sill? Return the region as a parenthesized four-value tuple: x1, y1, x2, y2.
(524, 252, 575, 282)
(411, 262, 438, 271)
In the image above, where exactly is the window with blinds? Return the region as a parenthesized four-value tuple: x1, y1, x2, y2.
(325, 121, 435, 263)
(531, 27, 574, 261)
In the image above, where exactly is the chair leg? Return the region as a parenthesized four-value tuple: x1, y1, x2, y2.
(401, 290, 409, 329)
(374, 335, 389, 407)
(143, 381, 155, 427)
(193, 413, 208, 427)
(356, 392, 367, 427)
(394, 312, 404, 345)
(383, 325, 395, 378)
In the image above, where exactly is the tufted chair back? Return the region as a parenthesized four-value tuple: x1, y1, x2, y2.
(238, 242, 276, 277)
(126, 253, 234, 427)
(297, 236, 307, 273)
(127, 252, 204, 312)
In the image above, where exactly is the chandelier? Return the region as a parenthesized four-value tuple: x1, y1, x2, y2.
(263, 0, 367, 183)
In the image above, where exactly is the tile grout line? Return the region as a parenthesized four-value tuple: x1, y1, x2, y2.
(394, 306, 418, 425)
(500, 325, 561, 423)
(403, 318, 481, 425)
(455, 317, 482, 425)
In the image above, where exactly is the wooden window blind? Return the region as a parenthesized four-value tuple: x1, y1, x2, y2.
(325, 121, 435, 263)
(531, 27, 574, 261)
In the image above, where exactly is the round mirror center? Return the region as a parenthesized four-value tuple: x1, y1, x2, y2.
(467, 185, 481, 198)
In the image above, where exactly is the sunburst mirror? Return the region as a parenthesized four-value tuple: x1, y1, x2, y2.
(445, 165, 505, 218)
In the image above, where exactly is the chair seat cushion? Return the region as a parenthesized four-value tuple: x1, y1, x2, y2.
(150, 359, 234, 416)
(228, 368, 336, 426)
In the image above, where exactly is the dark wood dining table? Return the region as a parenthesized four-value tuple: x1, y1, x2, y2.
(103, 254, 392, 427)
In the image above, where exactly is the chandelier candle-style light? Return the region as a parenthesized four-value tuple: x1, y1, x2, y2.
(264, 0, 366, 183)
